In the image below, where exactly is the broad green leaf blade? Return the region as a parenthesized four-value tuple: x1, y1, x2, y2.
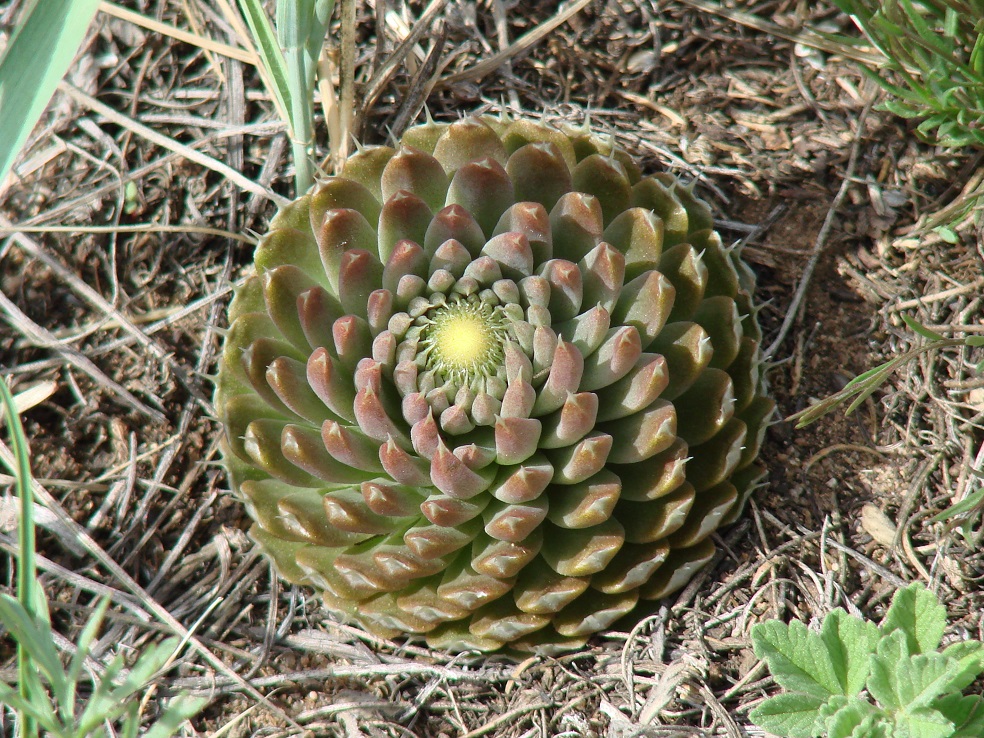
(820, 609, 880, 697)
(749, 693, 826, 738)
(880, 584, 947, 654)
(0, 0, 101, 186)
(751, 620, 842, 699)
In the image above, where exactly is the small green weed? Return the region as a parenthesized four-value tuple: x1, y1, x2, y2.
(1, 379, 206, 737)
(0, 594, 206, 738)
(787, 315, 983, 428)
(750, 583, 984, 738)
(830, 0, 984, 149)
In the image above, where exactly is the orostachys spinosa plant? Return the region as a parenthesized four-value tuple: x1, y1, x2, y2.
(215, 114, 774, 654)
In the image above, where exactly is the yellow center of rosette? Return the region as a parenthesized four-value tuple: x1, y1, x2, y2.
(431, 310, 494, 370)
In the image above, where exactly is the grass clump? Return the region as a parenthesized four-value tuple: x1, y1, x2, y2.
(0, 379, 206, 737)
(831, 0, 984, 148)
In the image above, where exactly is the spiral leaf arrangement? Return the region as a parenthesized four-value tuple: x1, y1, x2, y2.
(215, 115, 774, 653)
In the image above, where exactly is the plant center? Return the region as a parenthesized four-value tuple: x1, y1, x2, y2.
(420, 298, 508, 385)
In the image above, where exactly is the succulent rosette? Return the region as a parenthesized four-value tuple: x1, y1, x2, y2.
(215, 115, 774, 653)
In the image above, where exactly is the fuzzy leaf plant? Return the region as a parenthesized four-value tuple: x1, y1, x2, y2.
(214, 114, 774, 653)
(750, 583, 984, 738)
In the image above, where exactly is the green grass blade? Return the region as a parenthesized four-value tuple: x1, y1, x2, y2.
(62, 597, 111, 726)
(0, 378, 42, 738)
(0, 0, 101, 187)
(235, 0, 292, 128)
(275, 0, 335, 194)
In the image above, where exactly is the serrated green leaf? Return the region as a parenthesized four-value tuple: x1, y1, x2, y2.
(820, 609, 880, 696)
(869, 648, 960, 714)
(895, 706, 953, 738)
(824, 699, 888, 738)
(939, 640, 984, 691)
(936, 693, 984, 737)
(869, 631, 908, 708)
(752, 620, 843, 699)
(749, 693, 826, 738)
(881, 584, 947, 654)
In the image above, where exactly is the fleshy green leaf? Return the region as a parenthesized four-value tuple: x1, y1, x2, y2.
(749, 692, 826, 738)
(880, 584, 947, 655)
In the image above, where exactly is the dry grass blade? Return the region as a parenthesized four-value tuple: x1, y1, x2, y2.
(5, 227, 213, 412)
(0, 290, 166, 423)
(5, 0, 984, 734)
(764, 97, 875, 358)
(359, 0, 450, 120)
(59, 82, 289, 207)
(0, 437, 305, 731)
(437, 0, 594, 86)
(675, 0, 893, 68)
(98, 1, 255, 64)
(337, 0, 358, 165)
(0, 223, 256, 245)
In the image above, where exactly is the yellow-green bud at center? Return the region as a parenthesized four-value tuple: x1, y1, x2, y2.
(431, 312, 492, 369)
(421, 299, 508, 386)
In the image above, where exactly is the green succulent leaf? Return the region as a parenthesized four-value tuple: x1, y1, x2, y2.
(215, 115, 773, 653)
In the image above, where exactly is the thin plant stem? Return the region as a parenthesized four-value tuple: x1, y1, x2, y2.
(338, 0, 356, 164)
(285, 45, 314, 194)
(0, 378, 38, 738)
